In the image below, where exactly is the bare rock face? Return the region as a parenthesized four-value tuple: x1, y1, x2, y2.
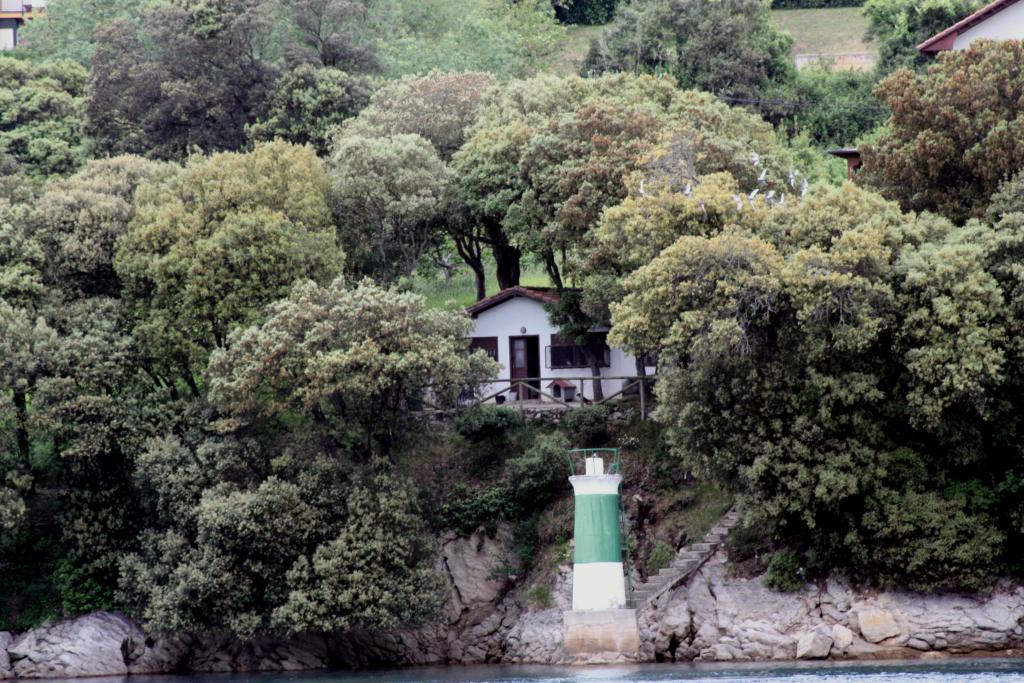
(852, 608, 901, 644)
(642, 551, 1024, 665)
(7, 612, 150, 678)
(796, 628, 833, 659)
(0, 632, 13, 678)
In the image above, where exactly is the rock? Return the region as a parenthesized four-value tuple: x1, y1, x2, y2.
(9, 611, 146, 678)
(796, 629, 833, 659)
(0, 631, 12, 678)
(854, 608, 901, 644)
(831, 624, 854, 651)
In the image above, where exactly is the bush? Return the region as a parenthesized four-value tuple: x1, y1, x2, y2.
(646, 539, 674, 574)
(508, 434, 570, 508)
(764, 549, 805, 591)
(772, 0, 863, 7)
(526, 584, 555, 609)
(554, 0, 618, 24)
(441, 484, 509, 537)
(562, 405, 610, 447)
(454, 406, 524, 443)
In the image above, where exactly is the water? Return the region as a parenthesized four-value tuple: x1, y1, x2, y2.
(44, 659, 1024, 683)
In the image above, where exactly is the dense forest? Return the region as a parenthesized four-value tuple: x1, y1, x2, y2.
(1, 0, 1022, 641)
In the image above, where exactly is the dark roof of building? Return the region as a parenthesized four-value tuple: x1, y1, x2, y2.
(828, 147, 861, 160)
(465, 286, 562, 318)
(918, 0, 1022, 53)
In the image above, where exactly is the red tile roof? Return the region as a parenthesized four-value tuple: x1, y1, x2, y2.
(465, 286, 561, 318)
(918, 0, 1022, 53)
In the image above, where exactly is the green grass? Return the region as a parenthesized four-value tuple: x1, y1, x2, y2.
(413, 262, 552, 311)
(550, 23, 607, 76)
(772, 7, 875, 56)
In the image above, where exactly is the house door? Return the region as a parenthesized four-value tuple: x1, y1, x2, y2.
(509, 336, 540, 400)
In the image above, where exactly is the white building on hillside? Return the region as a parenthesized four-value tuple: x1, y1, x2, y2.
(918, 0, 1024, 53)
(466, 286, 654, 404)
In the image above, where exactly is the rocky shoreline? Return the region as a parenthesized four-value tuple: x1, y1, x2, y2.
(2, 534, 1022, 678)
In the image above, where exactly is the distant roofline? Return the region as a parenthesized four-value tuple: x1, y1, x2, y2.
(917, 0, 1021, 53)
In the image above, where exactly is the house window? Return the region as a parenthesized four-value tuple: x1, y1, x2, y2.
(469, 337, 499, 361)
(547, 334, 611, 369)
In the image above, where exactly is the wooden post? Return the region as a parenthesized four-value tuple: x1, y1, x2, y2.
(639, 378, 646, 421)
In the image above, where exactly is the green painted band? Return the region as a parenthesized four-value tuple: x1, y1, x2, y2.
(573, 493, 622, 564)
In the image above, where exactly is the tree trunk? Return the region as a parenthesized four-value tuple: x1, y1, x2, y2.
(453, 232, 488, 301)
(588, 353, 604, 402)
(13, 388, 30, 471)
(493, 242, 521, 290)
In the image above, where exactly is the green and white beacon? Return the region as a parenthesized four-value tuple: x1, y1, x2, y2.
(569, 453, 626, 609)
(563, 448, 640, 662)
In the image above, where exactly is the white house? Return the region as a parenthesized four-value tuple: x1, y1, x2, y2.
(918, 0, 1024, 54)
(466, 286, 653, 404)
(0, 1, 44, 51)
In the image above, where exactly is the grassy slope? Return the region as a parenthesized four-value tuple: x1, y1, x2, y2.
(772, 7, 875, 56)
(551, 24, 606, 77)
(414, 262, 552, 311)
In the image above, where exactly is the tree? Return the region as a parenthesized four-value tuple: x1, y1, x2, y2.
(17, 0, 147, 64)
(30, 156, 172, 299)
(608, 180, 1019, 591)
(120, 279, 495, 638)
(329, 134, 449, 282)
(371, 0, 564, 79)
(249, 65, 375, 155)
(85, 3, 276, 161)
(340, 71, 497, 161)
(583, 0, 794, 104)
(860, 40, 1024, 224)
(115, 142, 344, 392)
(280, 0, 381, 72)
(864, 0, 983, 74)
(552, 0, 619, 24)
(0, 56, 87, 178)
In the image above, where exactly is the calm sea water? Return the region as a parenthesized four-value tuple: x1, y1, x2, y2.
(43, 659, 1024, 683)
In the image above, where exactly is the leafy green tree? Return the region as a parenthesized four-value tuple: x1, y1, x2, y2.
(18, 0, 147, 64)
(85, 3, 276, 161)
(0, 56, 87, 178)
(30, 156, 172, 299)
(340, 70, 497, 161)
(864, 0, 983, 74)
(583, 0, 794, 103)
(860, 40, 1024, 224)
(249, 65, 375, 154)
(121, 279, 494, 638)
(329, 134, 449, 282)
(372, 0, 564, 78)
(280, 0, 382, 72)
(115, 142, 343, 393)
(609, 180, 1020, 590)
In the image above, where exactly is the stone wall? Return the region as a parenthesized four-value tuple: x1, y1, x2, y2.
(2, 544, 1022, 678)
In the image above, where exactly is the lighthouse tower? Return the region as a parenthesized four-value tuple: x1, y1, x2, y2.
(563, 449, 640, 662)
(569, 454, 626, 610)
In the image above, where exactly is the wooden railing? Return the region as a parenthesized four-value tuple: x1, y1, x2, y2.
(436, 375, 657, 420)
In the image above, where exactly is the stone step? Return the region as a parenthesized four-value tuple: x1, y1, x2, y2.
(671, 559, 699, 572)
(690, 542, 716, 553)
(677, 549, 705, 559)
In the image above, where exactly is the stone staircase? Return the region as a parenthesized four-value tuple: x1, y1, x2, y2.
(627, 507, 741, 608)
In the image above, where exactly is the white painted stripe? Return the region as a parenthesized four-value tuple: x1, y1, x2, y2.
(572, 561, 627, 610)
(569, 475, 622, 496)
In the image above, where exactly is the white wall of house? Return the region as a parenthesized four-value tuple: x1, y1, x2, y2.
(952, 3, 1024, 49)
(469, 296, 652, 403)
(0, 22, 17, 51)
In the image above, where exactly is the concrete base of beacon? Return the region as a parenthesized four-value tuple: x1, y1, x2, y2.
(563, 609, 640, 663)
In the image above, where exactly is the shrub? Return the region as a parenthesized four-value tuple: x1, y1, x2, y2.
(508, 433, 570, 508)
(764, 549, 805, 591)
(526, 584, 555, 609)
(772, 0, 863, 7)
(562, 405, 610, 447)
(554, 0, 618, 24)
(454, 406, 524, 443)
(441, 484, 509, 537)
(646, 540, 674, 574)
